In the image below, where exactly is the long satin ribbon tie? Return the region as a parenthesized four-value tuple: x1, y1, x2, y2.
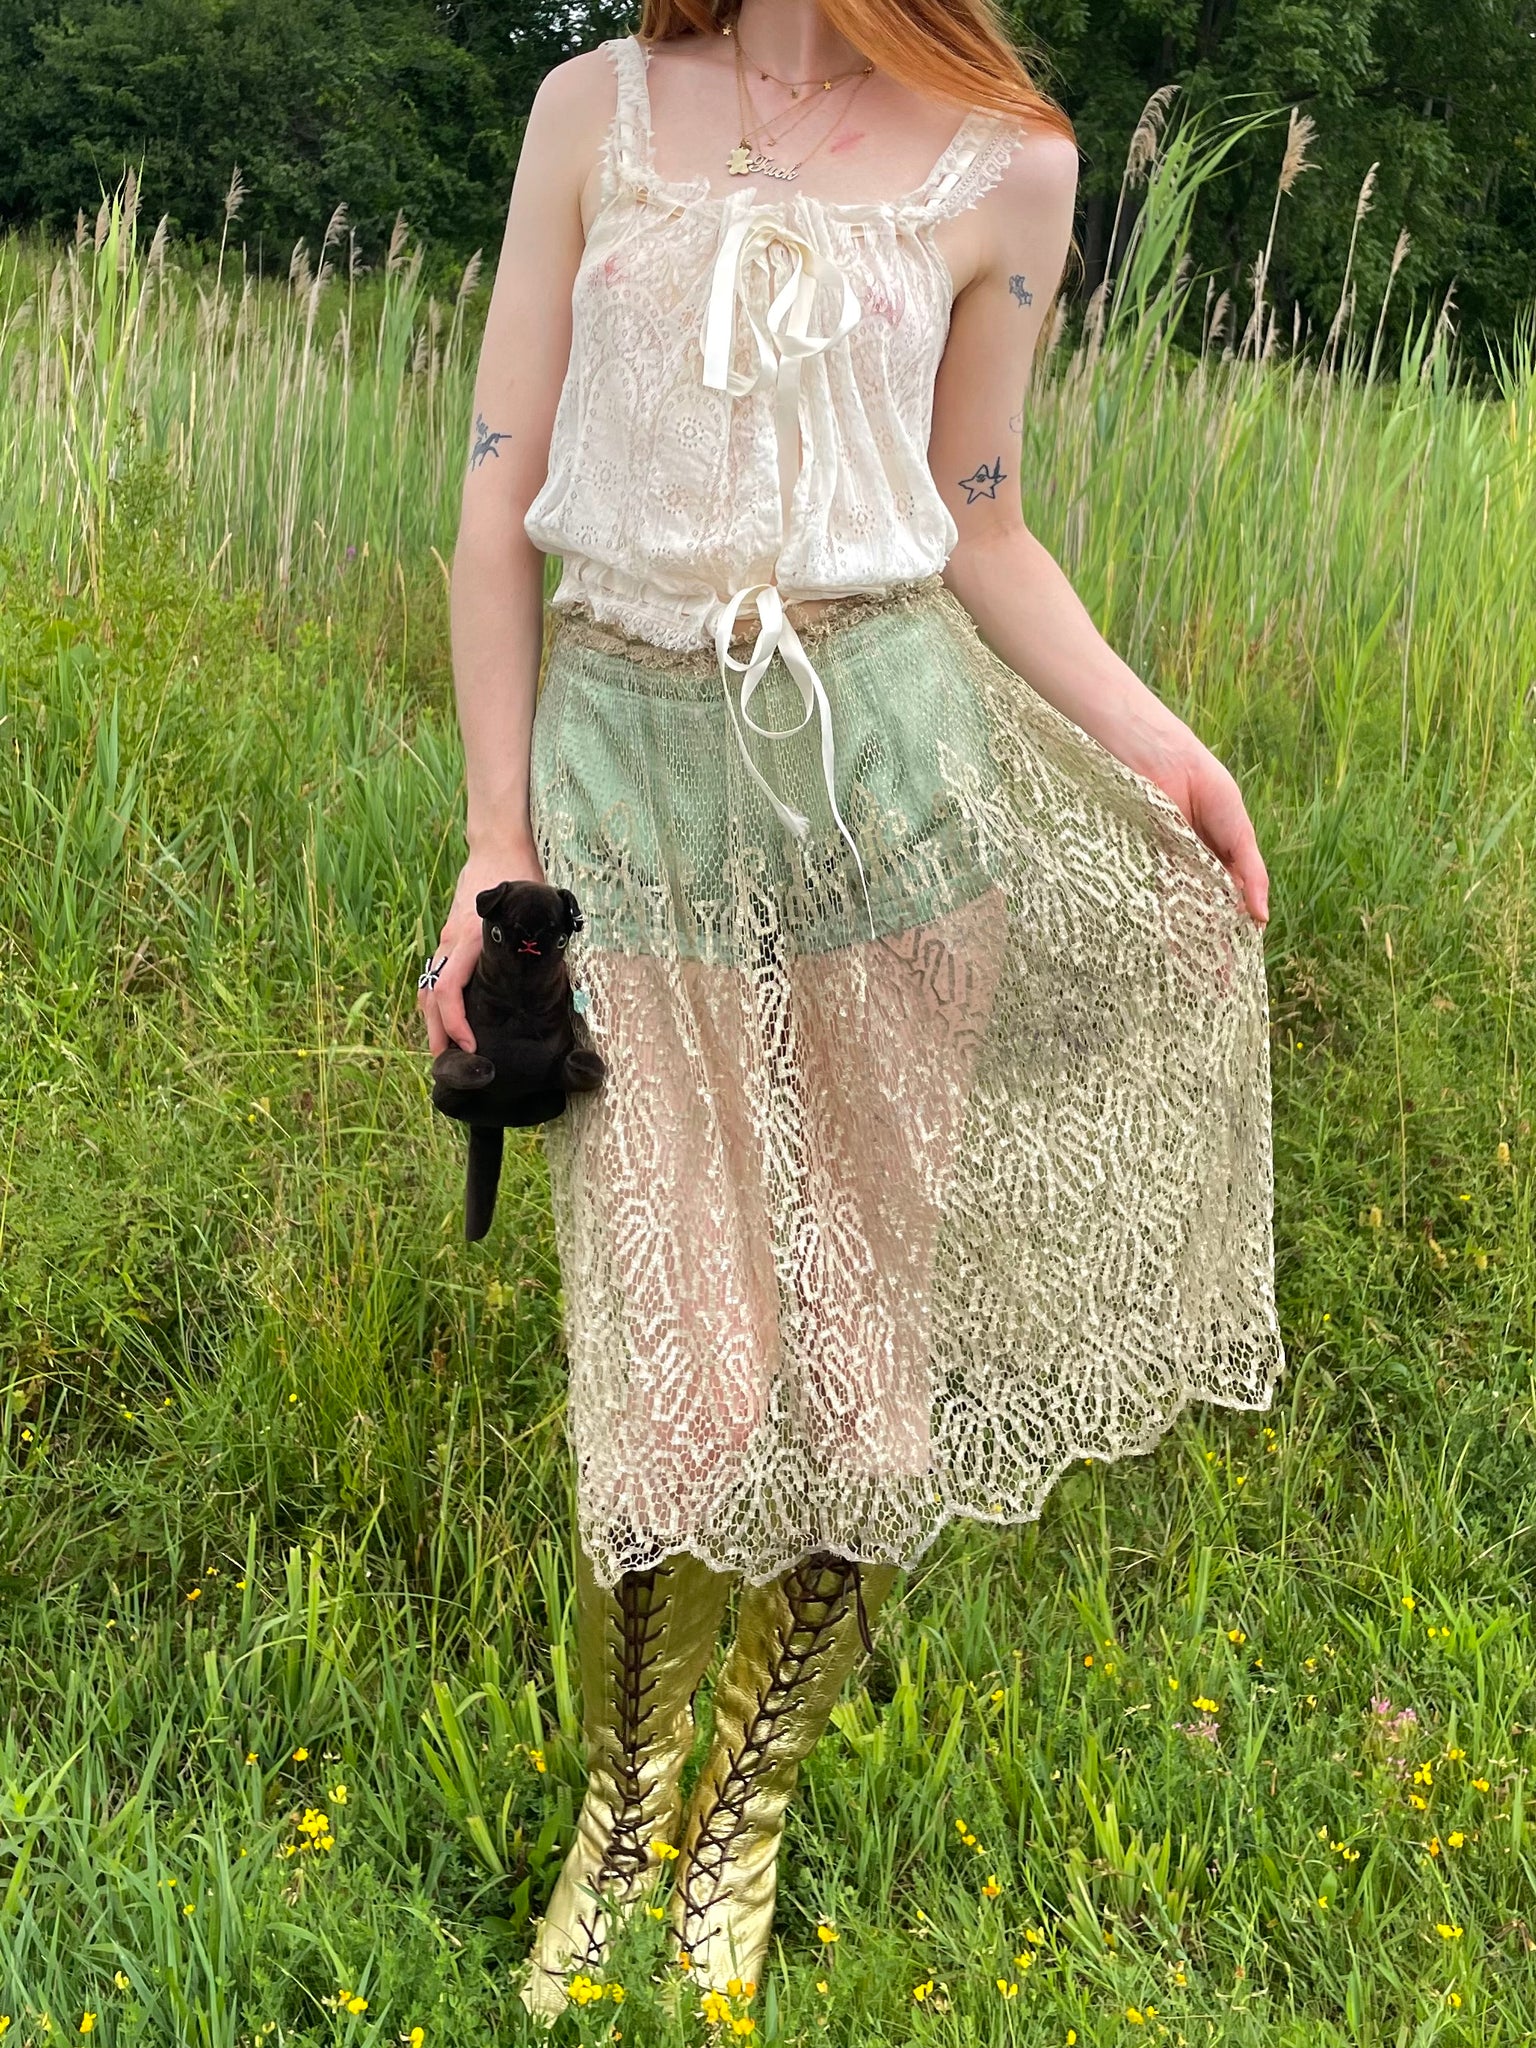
(700, 213, 877, 942)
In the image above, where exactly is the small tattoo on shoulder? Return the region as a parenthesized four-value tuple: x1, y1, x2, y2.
(958, 457, 1007, 504)
(470, 413, 510, 469)
(1008, 273, 1034, 307)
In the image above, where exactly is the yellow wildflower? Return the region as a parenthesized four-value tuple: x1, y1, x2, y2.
(650, 1838, 680, 1861)
(912, 1980, 934, 2002)
(529, 1748, 547, 1774)
(731, 2021, 755, 2038)
(345, 1997, 367, 2016)
(997, 1979, 1018, 1999)
(1448, 1831, 1465, 1848)
(699, 1989, 733, 2024)
(410, 2033, 425, 2046)
(1126, 2008, 1145, 2024)
(981, 1874, 1002, 1898)
(331, 1784, 348, 1804)
(816, 1923, 839, 1944)
(292, 1747, 309, 1762)
(186, 1587, 202, 1602)
(815, 1981, 829, 1995)
(1227, 1628, 1247, 1645)
(245, 1752, 258, 1765)
(1192, 1697, 1219, 1714)
(1436, 1923, 1463, 1940)
(79, 2021, 96, 2037)
(1473, 1777, 1491, 1792)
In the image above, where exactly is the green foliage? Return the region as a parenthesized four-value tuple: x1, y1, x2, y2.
(3, 111, 1536, 2048)
(0, 0, 525, 269)
(3, 0, 1533, 352)
(1011, 0, 1536, 356)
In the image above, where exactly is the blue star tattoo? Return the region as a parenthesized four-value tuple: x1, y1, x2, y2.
(470, 412, 511, 468)
(1008, 273, 1034, 306)
(958, 457, 1007, 504)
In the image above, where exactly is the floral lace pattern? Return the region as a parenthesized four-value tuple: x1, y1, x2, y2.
(530, 584, 1284, 1588)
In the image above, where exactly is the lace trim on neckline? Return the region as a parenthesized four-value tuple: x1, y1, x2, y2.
(602, 35, 1021, 227)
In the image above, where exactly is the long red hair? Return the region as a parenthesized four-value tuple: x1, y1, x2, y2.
(636, 0, 1075, 143)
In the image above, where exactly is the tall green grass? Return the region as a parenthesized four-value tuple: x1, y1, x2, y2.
(2, 114, 1535, 2046)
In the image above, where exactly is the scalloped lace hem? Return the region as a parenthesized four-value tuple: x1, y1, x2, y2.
(576, 1358, 1285, 1589)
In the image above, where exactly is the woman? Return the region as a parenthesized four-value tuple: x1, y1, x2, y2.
(419, 0, 1284, 2018)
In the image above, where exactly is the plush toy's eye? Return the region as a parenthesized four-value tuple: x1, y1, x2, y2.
(490, 924, 504, 945)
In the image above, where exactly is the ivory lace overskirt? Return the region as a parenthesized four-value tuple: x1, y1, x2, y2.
(528, 580, 1284, 1588)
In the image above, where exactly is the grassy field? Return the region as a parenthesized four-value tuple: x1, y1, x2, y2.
(3, 133, 1536, 2047)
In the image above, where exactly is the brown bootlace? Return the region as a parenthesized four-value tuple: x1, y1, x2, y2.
(569, 1566, 674, 1965)
(678, 1551, 868, 1948)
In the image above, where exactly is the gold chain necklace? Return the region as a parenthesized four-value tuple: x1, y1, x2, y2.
(727, 34, 873, 182)
(723, 19, 873, 98)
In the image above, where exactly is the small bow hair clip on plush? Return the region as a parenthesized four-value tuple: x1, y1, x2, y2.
(429, 880, 606, 1240)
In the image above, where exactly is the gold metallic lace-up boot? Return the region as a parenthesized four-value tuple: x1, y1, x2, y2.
(519, 1546, 735, 2022)
(670, 1552, 899, 1994)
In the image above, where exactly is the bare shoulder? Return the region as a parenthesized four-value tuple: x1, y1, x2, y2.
(526, 43, 619, 128)
(992, 122, 1080, 212)
(970, 120, 1078, 277)
(530, 43, 619, 112)
(514, 43, 620, 208)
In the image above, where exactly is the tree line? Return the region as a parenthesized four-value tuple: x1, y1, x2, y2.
(1, 0, 1532, 353)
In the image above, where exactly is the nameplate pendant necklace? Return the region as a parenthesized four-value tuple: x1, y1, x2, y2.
(723, 22, 874, 183)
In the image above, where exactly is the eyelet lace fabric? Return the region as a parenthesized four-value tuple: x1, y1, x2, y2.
(530, 584, 1284, 1589)
(523, 36, 1024, 654)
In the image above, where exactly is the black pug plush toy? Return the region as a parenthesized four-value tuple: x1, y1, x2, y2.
(430, 880, 605, 1241)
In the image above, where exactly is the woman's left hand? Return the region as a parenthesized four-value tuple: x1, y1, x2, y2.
(1124, 718, 1270, 926)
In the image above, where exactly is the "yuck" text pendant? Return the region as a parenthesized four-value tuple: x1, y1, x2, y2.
(727, 144, 798, 182)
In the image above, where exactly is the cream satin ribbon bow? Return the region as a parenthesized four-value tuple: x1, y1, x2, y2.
(700, 213, 877, 941)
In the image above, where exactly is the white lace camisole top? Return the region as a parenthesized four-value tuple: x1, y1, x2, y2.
(524, 34, 1025, 931)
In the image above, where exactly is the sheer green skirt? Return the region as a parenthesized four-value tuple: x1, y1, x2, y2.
(529, 578, 1283, 1588)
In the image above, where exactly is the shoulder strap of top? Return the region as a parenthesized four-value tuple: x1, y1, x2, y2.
(908, 111, 1025, 227)
(601, 35, 654, 185)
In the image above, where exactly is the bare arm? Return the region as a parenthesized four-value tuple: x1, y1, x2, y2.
(929, 135, 1269, 924)
(419, 53, 609, 1055)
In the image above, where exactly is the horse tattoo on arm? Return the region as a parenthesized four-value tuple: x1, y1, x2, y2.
(1008, 273, 1034, 306)
(470, 413, 512, 469)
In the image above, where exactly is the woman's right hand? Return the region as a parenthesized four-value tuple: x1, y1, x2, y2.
(419, 845, 547, 1057)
